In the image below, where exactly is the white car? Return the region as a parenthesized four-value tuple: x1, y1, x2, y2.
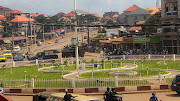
(0, 88, 4, 94)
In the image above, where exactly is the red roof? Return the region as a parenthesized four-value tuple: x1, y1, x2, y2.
(57, 17, 71, 21)
(64, 12, 74, 17)
(56, 12, 65, 16)
(92, 13, 102, 18)
(0, 36, 27, 41)
(112, 14, 119, 18)
(31, 13, 39, 17)
(0, 17, 6, 20)
(129, 27, 142, 31)
(10, 16, 34, 22)
(123, 5, 140, 12)
(137, 21, 145, 25)
(6, 9, 24, 14)
(103, 16, 111, 20)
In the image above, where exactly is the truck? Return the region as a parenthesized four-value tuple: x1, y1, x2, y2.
(29, 50, 59, 60)
(62, 46, 85, 58)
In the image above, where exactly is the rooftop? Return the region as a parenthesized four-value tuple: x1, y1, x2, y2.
(10, 16, 34, 22)
(123, 5, 140, 12)
(6, 9, 24, 14)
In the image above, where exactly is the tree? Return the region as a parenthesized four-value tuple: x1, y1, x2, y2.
(141, 12, 161, 34)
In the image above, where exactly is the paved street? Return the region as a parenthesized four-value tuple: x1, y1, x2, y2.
(6, 91, 180, 101)
(89, 91, 180, 101)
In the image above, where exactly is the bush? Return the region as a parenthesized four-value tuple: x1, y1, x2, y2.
(64, 60, 68, 66)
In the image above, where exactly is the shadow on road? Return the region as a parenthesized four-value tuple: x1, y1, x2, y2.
(166, 94, 180, 97)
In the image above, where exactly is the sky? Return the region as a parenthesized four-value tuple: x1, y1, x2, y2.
(0, 0, 159, 16)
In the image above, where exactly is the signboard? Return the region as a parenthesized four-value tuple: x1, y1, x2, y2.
(150, 37, 160, 44)
(133, 37, 146, 44)
(94, 64, 98, 67)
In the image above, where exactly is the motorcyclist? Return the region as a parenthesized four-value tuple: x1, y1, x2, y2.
(63, 89, 74, 101)
(109, 87, 123, 101)
(103, 87, 110, 101)
(150, 92, 158, 101)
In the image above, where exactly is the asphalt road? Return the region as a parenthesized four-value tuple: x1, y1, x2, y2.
(6, 91, 180, 101)
(93, 91, 180, 101)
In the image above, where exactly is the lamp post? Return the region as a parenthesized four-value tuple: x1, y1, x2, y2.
(74, 0, 79, 69)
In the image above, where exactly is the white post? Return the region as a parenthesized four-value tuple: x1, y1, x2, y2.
(123, 55, 125, 60)
(173, 54, 176, 61)
(12, 61, 15, 67)
(36, 59, 38, 65)
(31, 78, 34, 88)
(159, 74, 162, 83)
(61, 58, 63, 64)
(72, 78, 75, 88)
(71, 57, 74, 64)
(74, 0, 79, 69)
(115, 76, 118, 87)
(148, 54, 151, 60)
(97, 56, 99, 63)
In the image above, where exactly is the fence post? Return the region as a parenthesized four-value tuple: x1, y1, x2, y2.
(159, 74, 162, 84)
(36, 59, 38, 65)
(72, 79, 75, 88)
(148, 54, 151, 60)
(115, 76, 118, 87)
(123, 55, 125, 60)
(31, 78, 34, 88)
(12, 61, 15, 67)
(173, 54, 176, 61)
(97, 56, 99, 63)
(61, 58, 63, 64)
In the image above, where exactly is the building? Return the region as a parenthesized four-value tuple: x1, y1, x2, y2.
(0, 6, 11, 16)
(103, 11, 119, 18)
(56, 12, 65, 18)
(118, 5, 150, 25)
(6, 9, 26, 21)
(156, 0, 179, 54)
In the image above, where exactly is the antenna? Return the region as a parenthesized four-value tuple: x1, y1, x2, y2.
(156, 0, 159, 7)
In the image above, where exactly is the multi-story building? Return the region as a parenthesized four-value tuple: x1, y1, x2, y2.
(156, 0, 179, 54)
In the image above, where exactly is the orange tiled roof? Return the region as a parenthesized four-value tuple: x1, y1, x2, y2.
(0, 15, 5, 18)
(92, 13, 102, 18)
(112, 14, 119, 18)
(124, 5, 140, 12)
(137, 21, 145, 25)
(56, 12, 65, 16)
(57, 17, 71, 21)
(0, 17, 6, 20)
(64, 12, 74, 17)
(31, 13, 39, 17)
(129, 27, 142, 31)
(6, 9, 24, 14)
(150, 7, 161, 15)
(111, 37, 123, 42)
(103, 16, 111, 20)
(99, 40, 111, 44)
(10, 16, 34, 22)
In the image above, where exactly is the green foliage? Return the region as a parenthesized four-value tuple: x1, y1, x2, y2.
(91, 59, 94, 63)
(1, 64, 6, 70)
(64, 60, 68, 66)
(141, 12, 161, 34)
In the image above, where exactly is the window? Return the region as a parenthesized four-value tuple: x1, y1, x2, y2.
(174, 6, 177, 11)
(134, 16, 137, 20)
(165, 7, 168, 12)
(144, 16, 147, 20)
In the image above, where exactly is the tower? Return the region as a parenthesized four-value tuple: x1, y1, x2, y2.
(156, 0, 159, 7)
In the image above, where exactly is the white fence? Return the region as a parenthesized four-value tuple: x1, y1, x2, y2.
(0, 75, 174, 88)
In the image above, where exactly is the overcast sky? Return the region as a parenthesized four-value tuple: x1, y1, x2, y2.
(0, 0, 159, 16)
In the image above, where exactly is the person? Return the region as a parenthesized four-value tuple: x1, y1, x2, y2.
(103, 87, 110, 101)
(109, 87, 118, 101)
(63, 89, 74, 101)
(150, 92, 158, 101)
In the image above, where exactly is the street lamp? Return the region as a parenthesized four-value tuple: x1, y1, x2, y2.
(74, 0, 79, 69)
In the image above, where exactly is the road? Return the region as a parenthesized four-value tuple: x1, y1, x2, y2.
(6, 91, 180, 101)
(92, 91, 180, 101)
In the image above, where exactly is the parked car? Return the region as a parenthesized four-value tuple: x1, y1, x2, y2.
(3, 50, 12, 58)
(0, 55, 7, 62)
(0, 88, 4, 94)
(13, 46, 21, 51)
(171, 74, 180, 94)
(29, 50, 58, 60)
(13, 53, 24, 61)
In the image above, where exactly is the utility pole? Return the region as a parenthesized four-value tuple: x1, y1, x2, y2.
(74, 0, 79, 69)
(87, 28, 90, 46)
(177, 0, 179, 54)
(43, 25, 45, 46)
(26, 23, 28, 52)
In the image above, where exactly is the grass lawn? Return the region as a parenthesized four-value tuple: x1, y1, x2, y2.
(0, 65, 67, 80)
(123, 60, 180, 70)
(79, 70, 168, 78)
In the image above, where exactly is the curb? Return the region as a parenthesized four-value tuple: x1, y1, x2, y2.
(3, 84, 170, 94)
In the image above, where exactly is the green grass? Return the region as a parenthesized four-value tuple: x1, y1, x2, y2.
(79, 70, 168, 78)
(0, 66, 67, 80)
